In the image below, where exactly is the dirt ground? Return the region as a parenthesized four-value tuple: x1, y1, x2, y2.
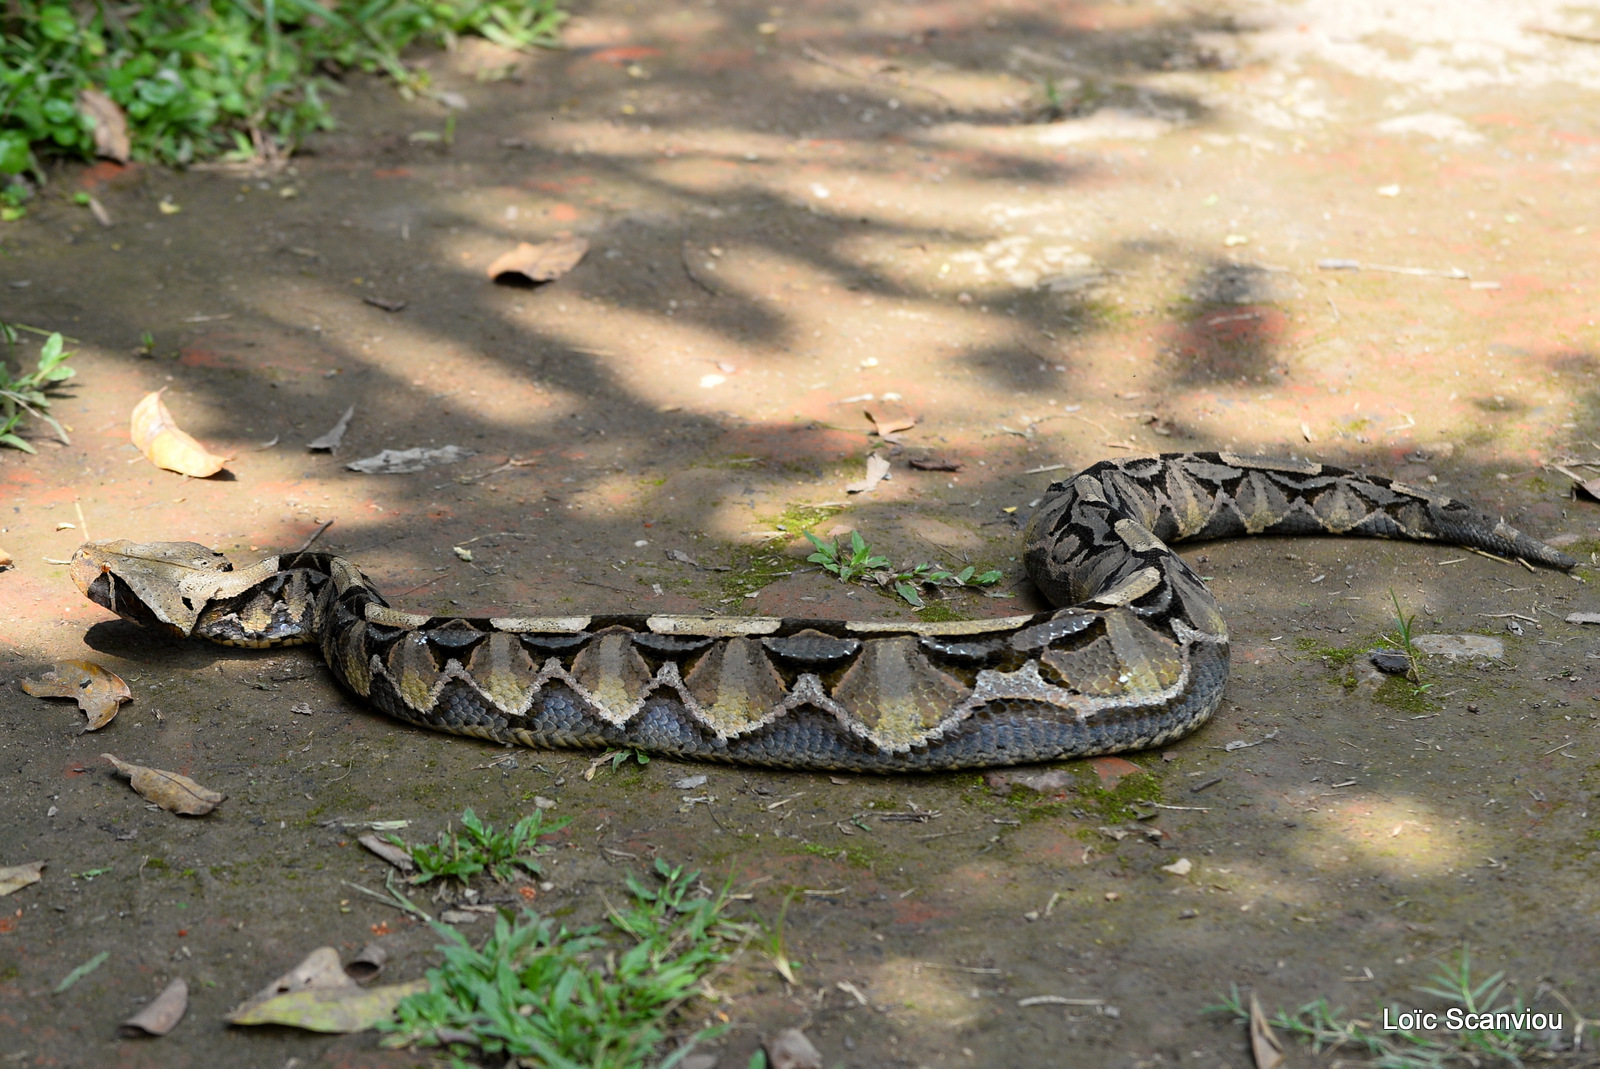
(4, 0, 1600, 1065)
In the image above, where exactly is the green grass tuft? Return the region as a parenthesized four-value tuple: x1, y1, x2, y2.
(382, 858, 746, 1067)
(389, 807, 569, 886)
(0, 0, 565, 174)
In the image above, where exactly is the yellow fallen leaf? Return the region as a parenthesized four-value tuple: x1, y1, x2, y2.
(20, 660, 131, 729)
(130, 391, 229, 477)
(227, 979, 427, 1032)
(242, 946, 352, 1005)
(0, 861, 45, 897)
(102, 753, 225, 815)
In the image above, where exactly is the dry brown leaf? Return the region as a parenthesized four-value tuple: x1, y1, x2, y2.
(121, 977, 188, 1037)
(0, 861, 45, 897)
(102, 753, 225, 815)
(86, 194, 113, 228)
(907, 456, 961, 472)
(77, 89, 130, 163)
(864, 403, 917, 444)
(486, 236, 589, 285)
(130, 391, 230, 478)
(1551, 464, 1600, 502)
(0, 547, 13, 568)
(20, 660, 131, 730)
(1248, 992, 1286, 1069)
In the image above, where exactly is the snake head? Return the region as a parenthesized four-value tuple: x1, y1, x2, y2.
(71, 540, 235, 637)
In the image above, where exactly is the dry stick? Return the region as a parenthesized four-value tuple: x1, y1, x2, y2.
(394, 572, 450, 597)
(296, 518, 334, 552)
(798, 44, 958, 110)
(1525, 23, 1600, 44)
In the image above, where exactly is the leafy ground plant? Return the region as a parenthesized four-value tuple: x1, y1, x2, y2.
(0, 324, 75, 452)
(1209, 947, 1588, 1068)
(382, 859, 748, 1068)
(0, 0, 566, 178)
(804, 530, 1003, 607)
(389, 807, 568, 885)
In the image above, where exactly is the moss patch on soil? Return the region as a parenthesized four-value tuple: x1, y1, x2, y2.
(1372, 675, 1435, 714)
(1075, 763, 1163, 822)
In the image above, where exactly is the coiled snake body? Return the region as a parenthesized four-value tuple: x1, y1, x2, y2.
(71, 452, 1575, 771)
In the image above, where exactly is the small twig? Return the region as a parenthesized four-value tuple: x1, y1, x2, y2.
(798, 44, 957, 110)
(1478, 612, 1538, 623)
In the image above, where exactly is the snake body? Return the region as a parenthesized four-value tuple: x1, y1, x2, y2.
(70, 452, 1575, 771)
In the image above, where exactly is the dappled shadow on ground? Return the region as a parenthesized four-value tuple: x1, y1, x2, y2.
(4, 0, 1600, 1064)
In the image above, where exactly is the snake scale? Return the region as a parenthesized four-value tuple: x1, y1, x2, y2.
(70, 452, 1576, 771)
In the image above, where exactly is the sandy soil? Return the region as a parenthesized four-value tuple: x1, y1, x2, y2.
(3, 0, 1600, 1065)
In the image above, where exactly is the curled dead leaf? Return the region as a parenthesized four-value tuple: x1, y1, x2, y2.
(77, 89, 130, 163)
(844, 452, 891, 494)
(486, 236, 588, 286)
(344, 943, 388, 984)
(102, 753, 225, 815)
(0, 861, 45, 897)
(130, 391, 230, 478)
(20, 660, 131, 730)
(357, 833, 415, 873)
(766, 1028, 824, 1069)
(121, 977, 188, 1037)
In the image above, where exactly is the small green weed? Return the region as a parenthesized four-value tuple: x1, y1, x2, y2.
(1037, 77, 1066, 121)
(0, 324, 75, 452)
(1209, 948, 1589, 1069)
(611, 749, 650, 771)
(1382, 589, 1428, 691)
(805, 530, 887, 582)
(382, 859, 747, 1067)
(389, 807, 568, 886)
(804, 530, 1003, 607)
(755, 888, 799, 984)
